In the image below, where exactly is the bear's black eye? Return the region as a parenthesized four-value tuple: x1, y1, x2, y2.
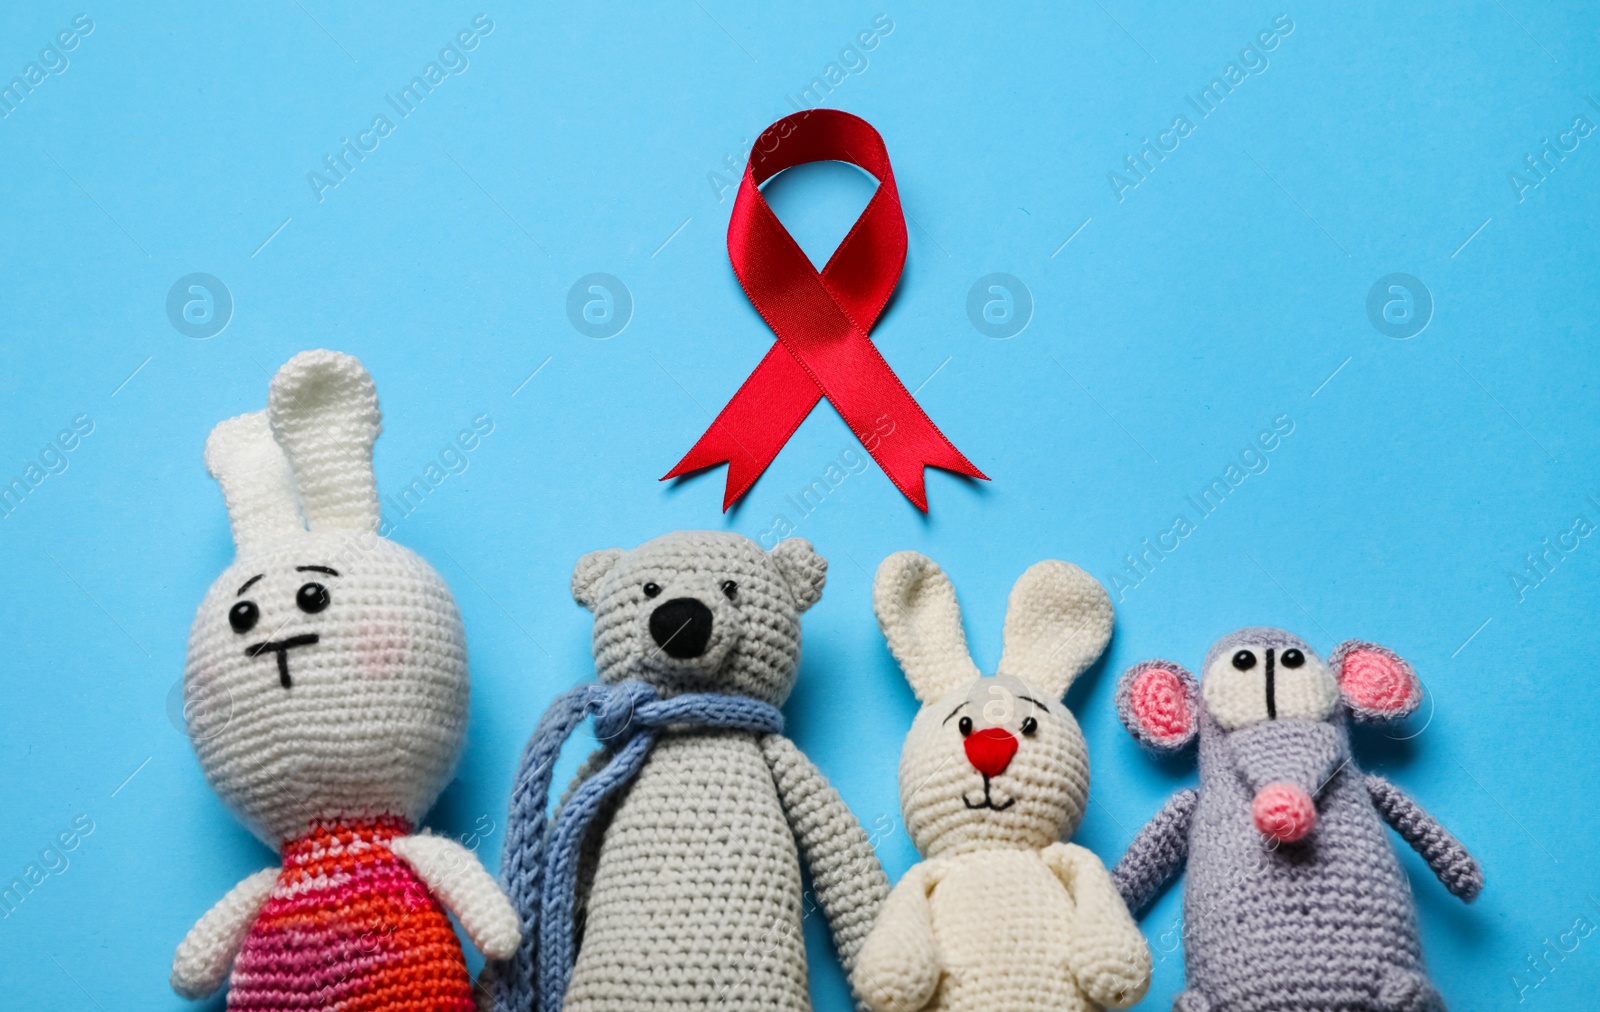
(1232, 649, 1257, 670)
(1281, 648, 1304, 668)
(229, 601, 259, 634)
(296, 583, 330, 614)
(643, 582, 661, 598)
(721, 580, 738, 601)
(958, 716, 973, 737)
(1021, 716, 1038, 737)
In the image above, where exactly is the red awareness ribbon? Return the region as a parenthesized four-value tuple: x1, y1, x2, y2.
(662, 110, 986, 512)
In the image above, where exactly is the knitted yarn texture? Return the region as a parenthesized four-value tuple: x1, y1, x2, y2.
(490, 531, 888, 1012)
(170, 351, 519, 1007)
(853, 553, 1150, 1012)
(1112, 627, 1483, 1012)
(494, 680, 785, 1012)
(229, 817, 473, 1011)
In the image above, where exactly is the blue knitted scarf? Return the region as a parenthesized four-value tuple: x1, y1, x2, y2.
(491, 679, 785, 1012)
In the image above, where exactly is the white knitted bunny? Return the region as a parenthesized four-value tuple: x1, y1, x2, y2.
(853, 552, 1151, 1012)
(170, 350, 519, 1009)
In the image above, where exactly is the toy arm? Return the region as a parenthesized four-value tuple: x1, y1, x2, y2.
(758, 730, 889, 967)
(171, 867, 278, 999)
(1109, 788, 1197, 916)
(1365, 774, 1483, 901)
(1045, 843, 1152, 1009)
(852, 862, 941, 1012)
(759, 734, 890, 980)
(392, 833, 522, 958)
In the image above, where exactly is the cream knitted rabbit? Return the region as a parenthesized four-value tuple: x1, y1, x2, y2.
(170, 350, 519, 1009)
(852, 552, 1150, 1012)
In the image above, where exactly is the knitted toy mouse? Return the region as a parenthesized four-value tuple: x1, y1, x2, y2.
(852, 552, 1151, 1012)
(1111, 627, 1483, 1012)
(490, 531, 889, 1012)
(170, 351, 520, 1009)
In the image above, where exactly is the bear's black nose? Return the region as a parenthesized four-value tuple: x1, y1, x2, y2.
(649, 597, 714, 659)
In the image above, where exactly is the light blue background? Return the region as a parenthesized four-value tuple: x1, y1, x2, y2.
(2, 2, 1597, 1009)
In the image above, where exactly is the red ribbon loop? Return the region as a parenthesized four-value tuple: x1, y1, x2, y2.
(663, 110, 986, 512)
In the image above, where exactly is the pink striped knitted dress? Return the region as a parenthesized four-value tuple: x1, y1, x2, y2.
(227, 817, 475, 1011)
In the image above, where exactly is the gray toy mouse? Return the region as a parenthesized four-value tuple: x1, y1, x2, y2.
(1111, 627, 1482, 1012)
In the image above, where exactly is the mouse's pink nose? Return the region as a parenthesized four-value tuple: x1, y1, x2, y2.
(964, 727, 1018, 778)
(1252, 782, 1316, 842)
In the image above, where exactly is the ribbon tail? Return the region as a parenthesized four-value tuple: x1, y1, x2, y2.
(660, 344, 822, 510)
(876, 442, 987, 513)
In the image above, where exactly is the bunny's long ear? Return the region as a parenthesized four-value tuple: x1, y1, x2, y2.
(996, 560, 1113, 700)
(205, 411, 304, 554)
(267, 350, 382, 533)
(873, 551, 979, 703)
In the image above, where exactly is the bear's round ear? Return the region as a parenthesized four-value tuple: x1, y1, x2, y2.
(1115, 659, 1200, 753)
(1329, 640, 1421, 721)
(572, 549, 624, 611)
(770, 538, 827, 613)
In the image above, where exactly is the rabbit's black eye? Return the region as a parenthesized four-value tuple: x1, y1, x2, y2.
(296, 583, 330, 614)
(1232, 649, 1257, 671)
(1021, 716, 1038, 737)
(721, 580, 738, 600)
(1281, 648, 1305, 668)
(958, 716, 973, 737)
(643, 582, 661, 598)
(229, 601, 259, 634)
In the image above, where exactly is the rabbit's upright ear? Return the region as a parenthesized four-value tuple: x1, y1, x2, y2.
(205, 411, 304, 553)
(267, 350, 382, 533)
(873, 552, 979, 703)
(996, 561, 1113, 700)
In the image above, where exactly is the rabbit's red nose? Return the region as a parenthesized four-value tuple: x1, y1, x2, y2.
(964, 728, 1018, 778)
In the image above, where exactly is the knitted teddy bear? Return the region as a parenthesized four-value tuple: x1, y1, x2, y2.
(852, 552, 1151, 1012)
(170, 350, 520, 1009)
(491, 531, 889, 1012)
(1111, 627, 1483, 1012)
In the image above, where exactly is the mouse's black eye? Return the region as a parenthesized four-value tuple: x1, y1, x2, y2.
(1232, 649, 1257, 671)
(1281, 648, 1304, 668)
(721, 580, 738, 601)
(643, 582, 661, 598)
(229, 601, 259, 634)
(296, 582, 330, 614)
(958, 716, 973, 737)
(1020, 716, 1038, 737)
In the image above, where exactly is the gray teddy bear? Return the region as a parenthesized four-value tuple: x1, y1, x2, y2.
(492, 531, 889, 1012)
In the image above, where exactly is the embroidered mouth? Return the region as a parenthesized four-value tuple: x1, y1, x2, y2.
(245, 633, 320, 688)
(962, 775, 1015, 811)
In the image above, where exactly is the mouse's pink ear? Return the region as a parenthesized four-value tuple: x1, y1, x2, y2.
(1115, 659, 1199, 753)
(1329, 640, 1422, 721)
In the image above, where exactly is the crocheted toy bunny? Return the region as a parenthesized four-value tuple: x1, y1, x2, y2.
(1112, 627, 1483, 1012)
(170, 350, 520, 1009)
(490, 531, 889, 1012)
(852, 552, 1151, 1012)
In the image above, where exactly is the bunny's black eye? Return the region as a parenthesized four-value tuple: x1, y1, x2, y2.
(296, 583, 330, 614)
(1232, 649, 1257, 671)
(958, 716, 973, 737)
(1020, 717, 1039, 737)
(1281, 648, 1305, 668)
(229, 601, 259, 634)
(643, 582, 661, 598)
(721, 580, 738, 601)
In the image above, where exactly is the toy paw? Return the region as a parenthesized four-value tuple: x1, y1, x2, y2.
(1173, 988, 1213, 1012)
(1377, 969, 1444, 1012)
